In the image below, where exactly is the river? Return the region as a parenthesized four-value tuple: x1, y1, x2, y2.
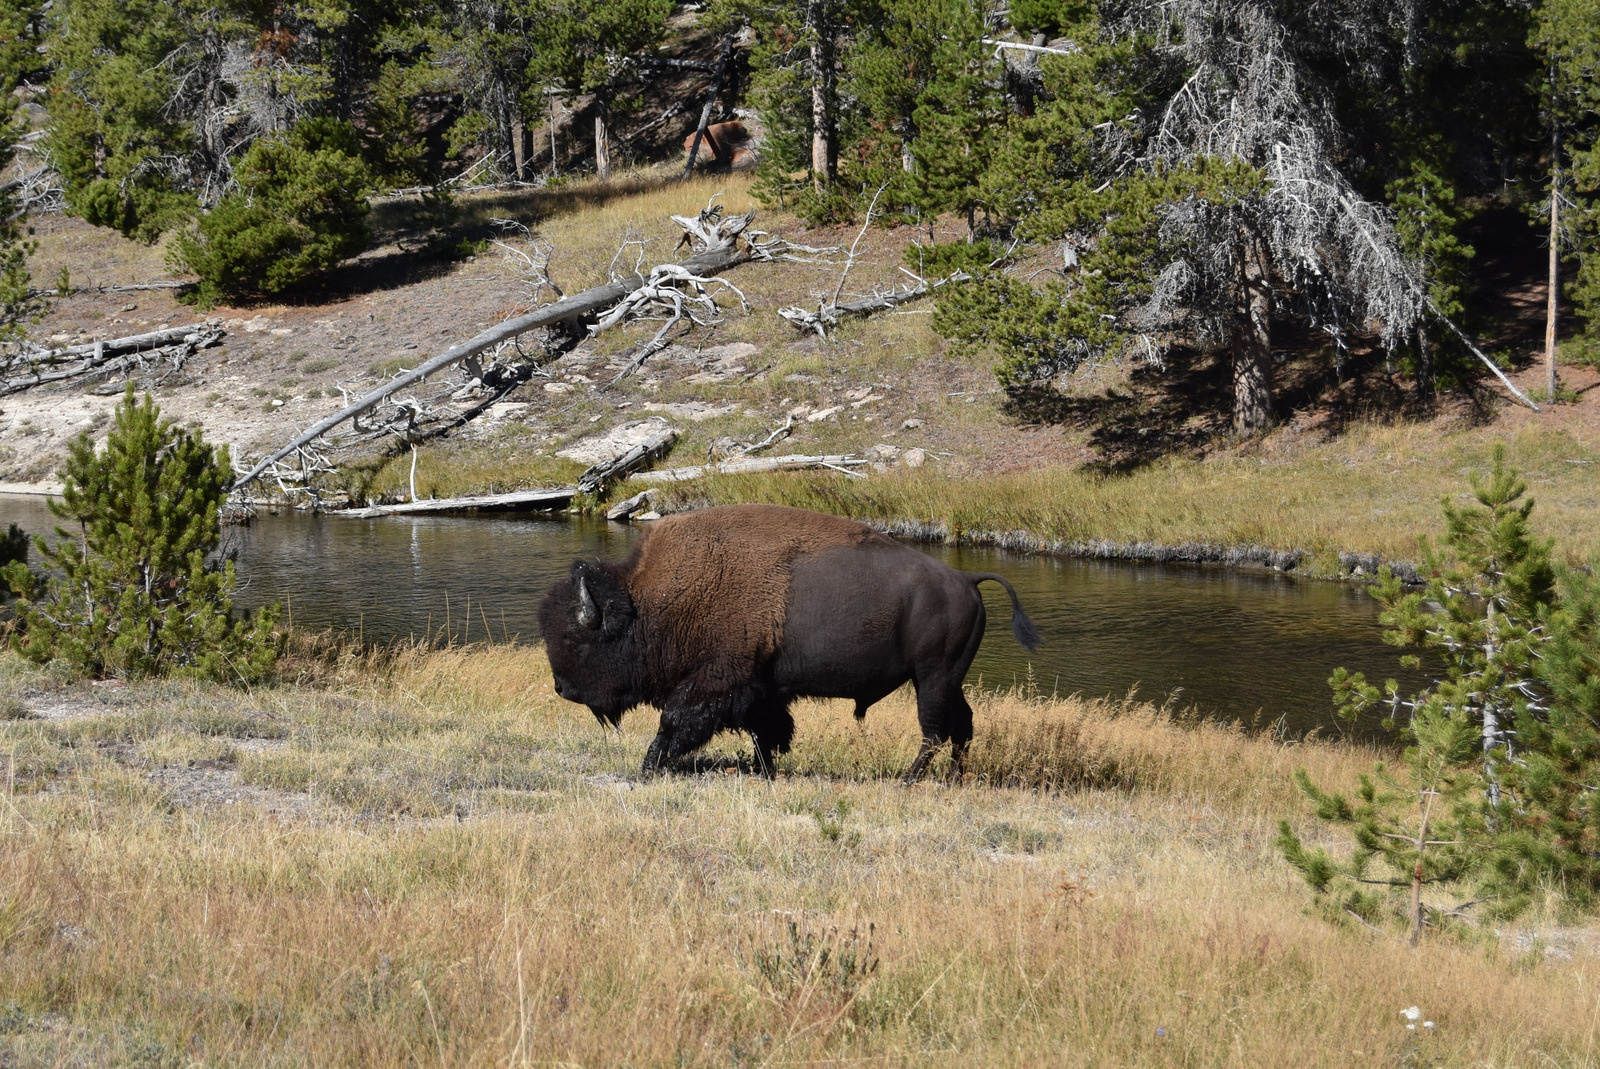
(1, 494, 1418, 737)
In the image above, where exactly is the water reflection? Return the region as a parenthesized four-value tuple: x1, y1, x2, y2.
(1, 494, 1415, 736)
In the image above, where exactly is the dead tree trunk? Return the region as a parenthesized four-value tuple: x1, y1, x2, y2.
(683, 35, 735, 180)
(1547, 150, 1560, 402)
(1232, 233, 1274, 436)
(595, 101, 612, 182)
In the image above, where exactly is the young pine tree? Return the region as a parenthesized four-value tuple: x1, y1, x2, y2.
(1, 387, 279, 683)
(1280, 447, 1600, 934)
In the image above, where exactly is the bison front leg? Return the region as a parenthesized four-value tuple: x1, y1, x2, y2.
(640, 690, 741, 775)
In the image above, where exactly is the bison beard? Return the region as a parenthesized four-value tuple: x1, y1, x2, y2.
(538, 504, 1040, 780)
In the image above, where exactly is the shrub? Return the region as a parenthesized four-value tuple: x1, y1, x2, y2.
(1, 387, 279, 683)
(171, 118, 372, 303)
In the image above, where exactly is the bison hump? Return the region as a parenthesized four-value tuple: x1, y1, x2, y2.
(626, 505, 886, 675)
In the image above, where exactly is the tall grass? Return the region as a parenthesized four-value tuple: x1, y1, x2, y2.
(653, 419, 1600, 567)
(4, 646, 1599, 1065)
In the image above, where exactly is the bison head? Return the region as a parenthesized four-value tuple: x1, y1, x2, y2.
(538, 561, 643, 727)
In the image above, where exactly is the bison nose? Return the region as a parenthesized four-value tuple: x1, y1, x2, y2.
(554, 680, 568, 698)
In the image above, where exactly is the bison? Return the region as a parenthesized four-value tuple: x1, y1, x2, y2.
(538, 504, 1041, 779)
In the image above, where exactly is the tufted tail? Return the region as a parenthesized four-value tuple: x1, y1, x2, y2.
(969, 573, 1042, 651)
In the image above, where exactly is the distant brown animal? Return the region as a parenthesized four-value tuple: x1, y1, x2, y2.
(538, 504, 1040, 779)
(683, 122, 757, 170)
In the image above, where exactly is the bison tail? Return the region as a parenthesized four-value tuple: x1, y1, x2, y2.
(971, 574, 1042, 652)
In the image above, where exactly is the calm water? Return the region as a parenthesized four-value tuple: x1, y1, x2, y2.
(1, 494, 1416, 736)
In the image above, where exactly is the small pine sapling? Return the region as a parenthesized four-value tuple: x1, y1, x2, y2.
(1281, 447, 1567, 934)
(1, 387, 279, 683)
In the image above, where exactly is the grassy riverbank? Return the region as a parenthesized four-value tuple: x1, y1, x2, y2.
(369, 414, 1600, 574)
(3, 646, 1600, 1066)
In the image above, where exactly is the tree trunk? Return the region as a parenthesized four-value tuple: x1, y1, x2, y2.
(807, 0, 836, 188)
(1231, 235, 1274, 436)
(1416, 321, 1432, 402)
(899, 116, 916, 173)
(1547, 155, 1560, 402)
(511, 107, 528, 181)
(683, 35, 735, 180)
(595, 105, 611, 182)
(549, 93, 560, 176)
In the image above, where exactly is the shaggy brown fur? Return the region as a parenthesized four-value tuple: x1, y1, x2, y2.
(621, 504, 889, 681)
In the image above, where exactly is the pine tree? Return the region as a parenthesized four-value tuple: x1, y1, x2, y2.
(170, 117, 373, 302)
(532, 0, 671, 181)
(1282, 448, 1600, 932)
(1387, 161, 1475, 399)
(1, 387, 279, 683)
(1492, 562, 1600, 909)
(44, 0, 197, 242)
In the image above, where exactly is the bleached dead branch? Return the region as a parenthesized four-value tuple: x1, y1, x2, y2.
(778, 270, 970, 338)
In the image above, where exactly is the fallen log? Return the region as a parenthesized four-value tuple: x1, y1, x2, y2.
(777, 271, 968, 338)
(576, 426, 678, 493)
(683, 36, 735, 179)
(232, 212, 756, 491)
(25, 281, 194, 299)
(2, 323, 223, 395)
(628, 453, 868, 483)
(337, 488, 575, 518)
(14, 322, 219, 364)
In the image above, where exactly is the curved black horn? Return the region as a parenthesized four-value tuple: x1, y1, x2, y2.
(577, 576, 601, 629)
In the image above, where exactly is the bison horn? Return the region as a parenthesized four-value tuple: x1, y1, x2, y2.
(577, 576, 601, 629)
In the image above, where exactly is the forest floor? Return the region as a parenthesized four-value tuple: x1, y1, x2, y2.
(5, 645, 1600, 1067)
(2, 169, 1598, 569)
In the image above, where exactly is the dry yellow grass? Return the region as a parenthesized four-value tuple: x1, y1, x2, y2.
(657, 417, 1600, 569)
(3, 645, 1600, 1066)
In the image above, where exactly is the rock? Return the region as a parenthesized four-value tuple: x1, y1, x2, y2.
(543, 381, 576, 394)
(846, 386, 873, 402)
(806, 405, 843, 422)
(902, 417, 924, 429)
(242, 315, 273, 333)
(606, 489, 654, 521)
(787, 404, 811, 418)
(850, 393, 884, 408)
(640, 400, 739, 422)
(903, 448, 927, 468)
(873, 443, 901, 459)
(636, 511, 662, 521)
(482, 402, 530, 423)
(702, 341, 760, 363)
(555, 418, 675, 464)
(270, 399, 285, 407)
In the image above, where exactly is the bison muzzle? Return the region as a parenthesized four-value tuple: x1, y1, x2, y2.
(538, 504, 1040, 779)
